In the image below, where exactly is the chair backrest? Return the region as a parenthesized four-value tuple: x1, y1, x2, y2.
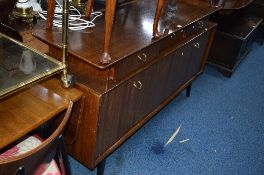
(0, 101, 73, 175)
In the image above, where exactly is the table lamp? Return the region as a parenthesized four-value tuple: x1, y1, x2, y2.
(12, 0, 35, 23)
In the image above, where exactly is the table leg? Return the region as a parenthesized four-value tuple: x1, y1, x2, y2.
(46, 0, 56, 30)
(97, 160, 106, 175)
(85, 0, 94, 19)
(153, 0, 165, 38)
(186, 83, 192, 97)
(100, 0, 117, 64)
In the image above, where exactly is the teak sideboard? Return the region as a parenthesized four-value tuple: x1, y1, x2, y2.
(34, 0, 220, 169)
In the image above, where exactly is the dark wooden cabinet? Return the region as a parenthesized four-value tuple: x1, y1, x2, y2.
(208, 0, 263, 77)
(34, 0, 219, 170)
(65, 21, 216, 169)
(95, 29, 211, 157)
(208, 14, 262, 76)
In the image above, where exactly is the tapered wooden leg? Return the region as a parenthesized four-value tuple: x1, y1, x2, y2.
(218, 68, 233, 78)
(85, 0, 94, 19)
(46, 0, 56, 30)
(153, 0, 165, 38)
(97, 160, 106, 175)
(100, 0, 117, 64)
(186, 83, 192, 97)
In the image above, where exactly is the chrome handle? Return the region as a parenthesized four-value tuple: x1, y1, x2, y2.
(133, 81, 143, 90)
(138, 53, 147, 62)
(193, 42, 200, 49)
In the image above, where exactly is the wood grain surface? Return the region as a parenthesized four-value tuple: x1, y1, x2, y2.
(0, 78, 83, 149)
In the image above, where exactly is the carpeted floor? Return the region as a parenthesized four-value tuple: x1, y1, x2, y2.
(69, 43, 264, 175)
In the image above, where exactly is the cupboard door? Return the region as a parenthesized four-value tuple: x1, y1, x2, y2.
(185, 31, 209, 81)
(96, 53, 174, 156)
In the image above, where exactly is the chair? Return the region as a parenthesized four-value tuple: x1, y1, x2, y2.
(0, 101, 73, 175)
(46, 0, 165, 64)
(85, 0, 165, 63)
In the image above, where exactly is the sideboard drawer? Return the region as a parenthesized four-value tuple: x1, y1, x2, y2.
(184, 19, 209, 39)
(160, 29, 185, 51)
(109, 42, 160, 81)
(160, 18, 209, 53)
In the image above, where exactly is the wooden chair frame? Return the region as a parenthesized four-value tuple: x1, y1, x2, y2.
(0, 101, 73, 175)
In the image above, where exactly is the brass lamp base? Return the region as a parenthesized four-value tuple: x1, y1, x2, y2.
(61, 73, 75, 88)
(70, 0, 88, 13)
(11, 6, 38, 23)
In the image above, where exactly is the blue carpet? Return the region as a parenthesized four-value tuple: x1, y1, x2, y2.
(69, 43, 264, 175)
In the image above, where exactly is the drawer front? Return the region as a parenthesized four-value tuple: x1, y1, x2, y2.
(160, 18, 209, 52)
(160, 29, 185, 51)
(109, 42, 160, 81)
(184, 19, 209, 39)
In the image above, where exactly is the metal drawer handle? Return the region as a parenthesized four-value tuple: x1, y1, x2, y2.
(133, 81, 143, 90)
(198, 21, 204, 28)
(170, 32, 176, 38)
(193, 42, 200, 49)
(138, 53, 147, 62)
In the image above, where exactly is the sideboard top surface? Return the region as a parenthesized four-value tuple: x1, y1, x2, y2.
(34, 0, 220, 70)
